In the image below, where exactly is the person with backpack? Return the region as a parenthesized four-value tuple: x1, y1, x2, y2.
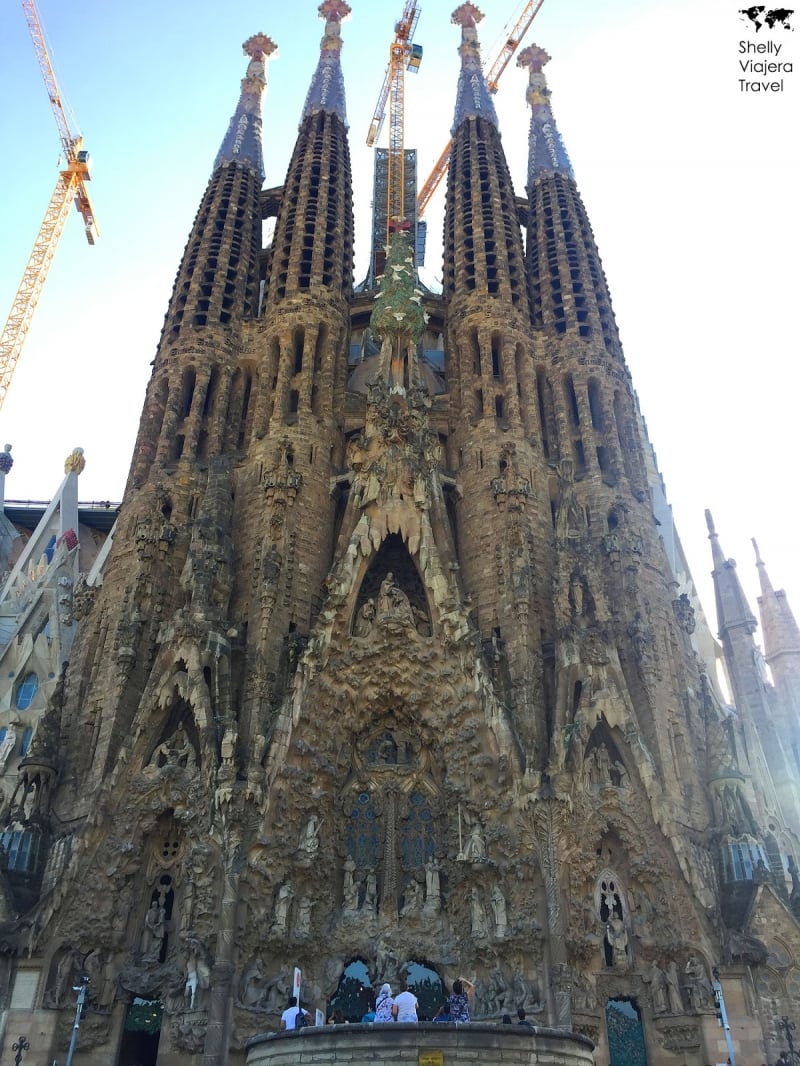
(280, 995, 310, 1030)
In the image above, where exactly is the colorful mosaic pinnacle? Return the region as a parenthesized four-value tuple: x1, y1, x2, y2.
(239, 35, 276, 106)
(519, 43, 573, 181)
(518, 43, 551, 74)
(213, 32, 275, 178)
(451, 1, 498, 131)
(451, 2, 483, 28)
(302, 0, 350, 118)
(243, 33, 277, 64)
(319, 0, 351, 21)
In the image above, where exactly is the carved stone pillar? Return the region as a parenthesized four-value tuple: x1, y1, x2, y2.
(532, 795, 572, 1029)
(202, 837, 242, 1066)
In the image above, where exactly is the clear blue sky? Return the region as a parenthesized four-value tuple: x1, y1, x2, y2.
(0, 0, 797, 638)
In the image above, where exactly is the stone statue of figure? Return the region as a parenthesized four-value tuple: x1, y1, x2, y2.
(646, 960, 669, 1014)
(273, 882, 294, 933)
(462, 821, 486, 861)
(665, 960, 684, 1013)
(0, 726, 17, 772)
(595, 744, 612, 785)
(378, 573, 396, 616)
(364, 869, 378, 915)
(401, 879, 422, 916)
(605, 916, 629, 969)
(154, 726, 193, 768)
(184, 937, 210, 1010)
(424, 858, 441, 909)
(470, 886, 489, 939)
(298, 815, 322, 857)
(342, 855, 358, 912)
(389, 584, 414, 625)
(295, 896, 315, 937)
(490, 884, 508, 938)
(141, 900, 166, 960)
(485, 966, 511, 1014)
(354, 598, 376, 637)
(47, 947, 81, 1008)
(685, 954, 714, 1009)
(239, 958, 268, 1009)
(220, 727, 236, 766)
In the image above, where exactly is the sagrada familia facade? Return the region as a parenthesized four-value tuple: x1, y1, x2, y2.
(1, 4, 799, 1066)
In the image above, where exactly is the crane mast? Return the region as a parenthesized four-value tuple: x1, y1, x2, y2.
(366, 1, 422, 279)
(0, 0, 98, 411)
(416, 0, 546, 219)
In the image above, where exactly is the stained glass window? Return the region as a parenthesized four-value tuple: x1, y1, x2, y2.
(15, 672, 39, 711)
(402, 790, 434, 868)
(346, 791, 379, 868)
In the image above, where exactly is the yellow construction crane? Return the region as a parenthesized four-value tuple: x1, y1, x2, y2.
(416, 0, 546, 219)
(0, 0, 98, 411)
(366, 0, 423, 245)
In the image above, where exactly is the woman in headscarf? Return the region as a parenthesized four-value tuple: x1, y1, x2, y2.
(374, 983, 395, 1022)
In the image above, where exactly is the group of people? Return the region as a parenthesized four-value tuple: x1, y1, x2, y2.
(279, 977, 477, 1029)
(373, 981, 422, 1022)
(281, 976, 539, 1029)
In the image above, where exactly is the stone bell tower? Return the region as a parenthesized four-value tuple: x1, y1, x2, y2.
(2, 6, 799, 1066)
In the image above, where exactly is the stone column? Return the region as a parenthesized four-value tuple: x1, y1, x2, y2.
(532, 795, 572, 1029)
(202, 836, 242, 1066)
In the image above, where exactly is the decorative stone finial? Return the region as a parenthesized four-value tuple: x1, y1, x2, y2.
(318, 0, 351, 22)
(64, 447, 86, 475)
(239, 34, 277, 115)
(518, 44, 551, 74)
(451, 3, 483, 28)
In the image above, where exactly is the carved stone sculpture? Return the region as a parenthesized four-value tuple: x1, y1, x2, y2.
(684, 954, 714, 1010)
(490, 884, 508, 938)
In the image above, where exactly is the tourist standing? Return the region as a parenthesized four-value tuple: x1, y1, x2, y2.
(280, 995, 309, 1030)
(393, 981, 419, 1023)
(375, 983, 395, 1022)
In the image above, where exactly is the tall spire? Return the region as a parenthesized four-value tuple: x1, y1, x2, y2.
(705, 509, 758, 635)
(450, 4, 499, 132)
(518, 45, 573, 183)
(753, 538, 800, 664)
(263, 1, 354, 308)
(214, 33, 276, 183)
(302, 0, 350, 124)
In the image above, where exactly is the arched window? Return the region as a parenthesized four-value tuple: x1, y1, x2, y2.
(20, 727, 34, 757)
(346, 792, 380, 869)
(15, 672, 39, 710)
(402, 791, 435, 868)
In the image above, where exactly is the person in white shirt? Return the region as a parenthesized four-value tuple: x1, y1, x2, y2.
(280, 995, 309, 1030)
(393, 982, 419, 1023)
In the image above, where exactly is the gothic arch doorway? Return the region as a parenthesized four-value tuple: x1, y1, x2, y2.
(605, 997, 647, 1066)
(116, 998, 162, 1066)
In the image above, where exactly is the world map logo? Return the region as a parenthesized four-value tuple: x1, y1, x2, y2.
(739, 6, 795, 30)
